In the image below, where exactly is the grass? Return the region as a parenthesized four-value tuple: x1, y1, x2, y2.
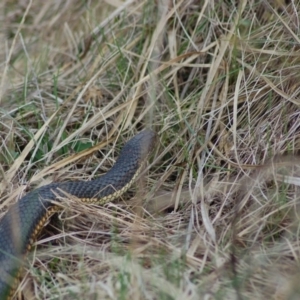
(1, 0, 300, 299)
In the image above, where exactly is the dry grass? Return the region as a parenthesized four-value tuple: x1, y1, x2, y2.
(1, 0, 300, 299)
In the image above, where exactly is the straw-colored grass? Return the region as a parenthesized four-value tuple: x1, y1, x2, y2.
(1, 0, 300, 299)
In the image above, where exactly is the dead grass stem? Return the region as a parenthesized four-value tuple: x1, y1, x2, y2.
(1, 0, 300, 299)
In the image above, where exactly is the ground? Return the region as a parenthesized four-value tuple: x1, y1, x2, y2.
(0, 0, 300, 299)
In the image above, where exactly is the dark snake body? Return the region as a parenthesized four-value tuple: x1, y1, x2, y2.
(0, 129, 156, 299)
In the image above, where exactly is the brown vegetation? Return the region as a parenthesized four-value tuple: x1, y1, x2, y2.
(1, 0, 300, 299)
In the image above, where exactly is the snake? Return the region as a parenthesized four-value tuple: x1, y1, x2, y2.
(0, 129, 157, 299)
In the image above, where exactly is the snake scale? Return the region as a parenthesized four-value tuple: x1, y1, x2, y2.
(0, 129, 157, 299)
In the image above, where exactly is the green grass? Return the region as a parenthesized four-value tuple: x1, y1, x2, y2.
(1, 0, 300, 299)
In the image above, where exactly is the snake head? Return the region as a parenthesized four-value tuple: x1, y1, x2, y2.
(134, 129, 157, 162)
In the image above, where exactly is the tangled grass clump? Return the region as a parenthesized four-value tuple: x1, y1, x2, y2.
(1, 0, 300, 299)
